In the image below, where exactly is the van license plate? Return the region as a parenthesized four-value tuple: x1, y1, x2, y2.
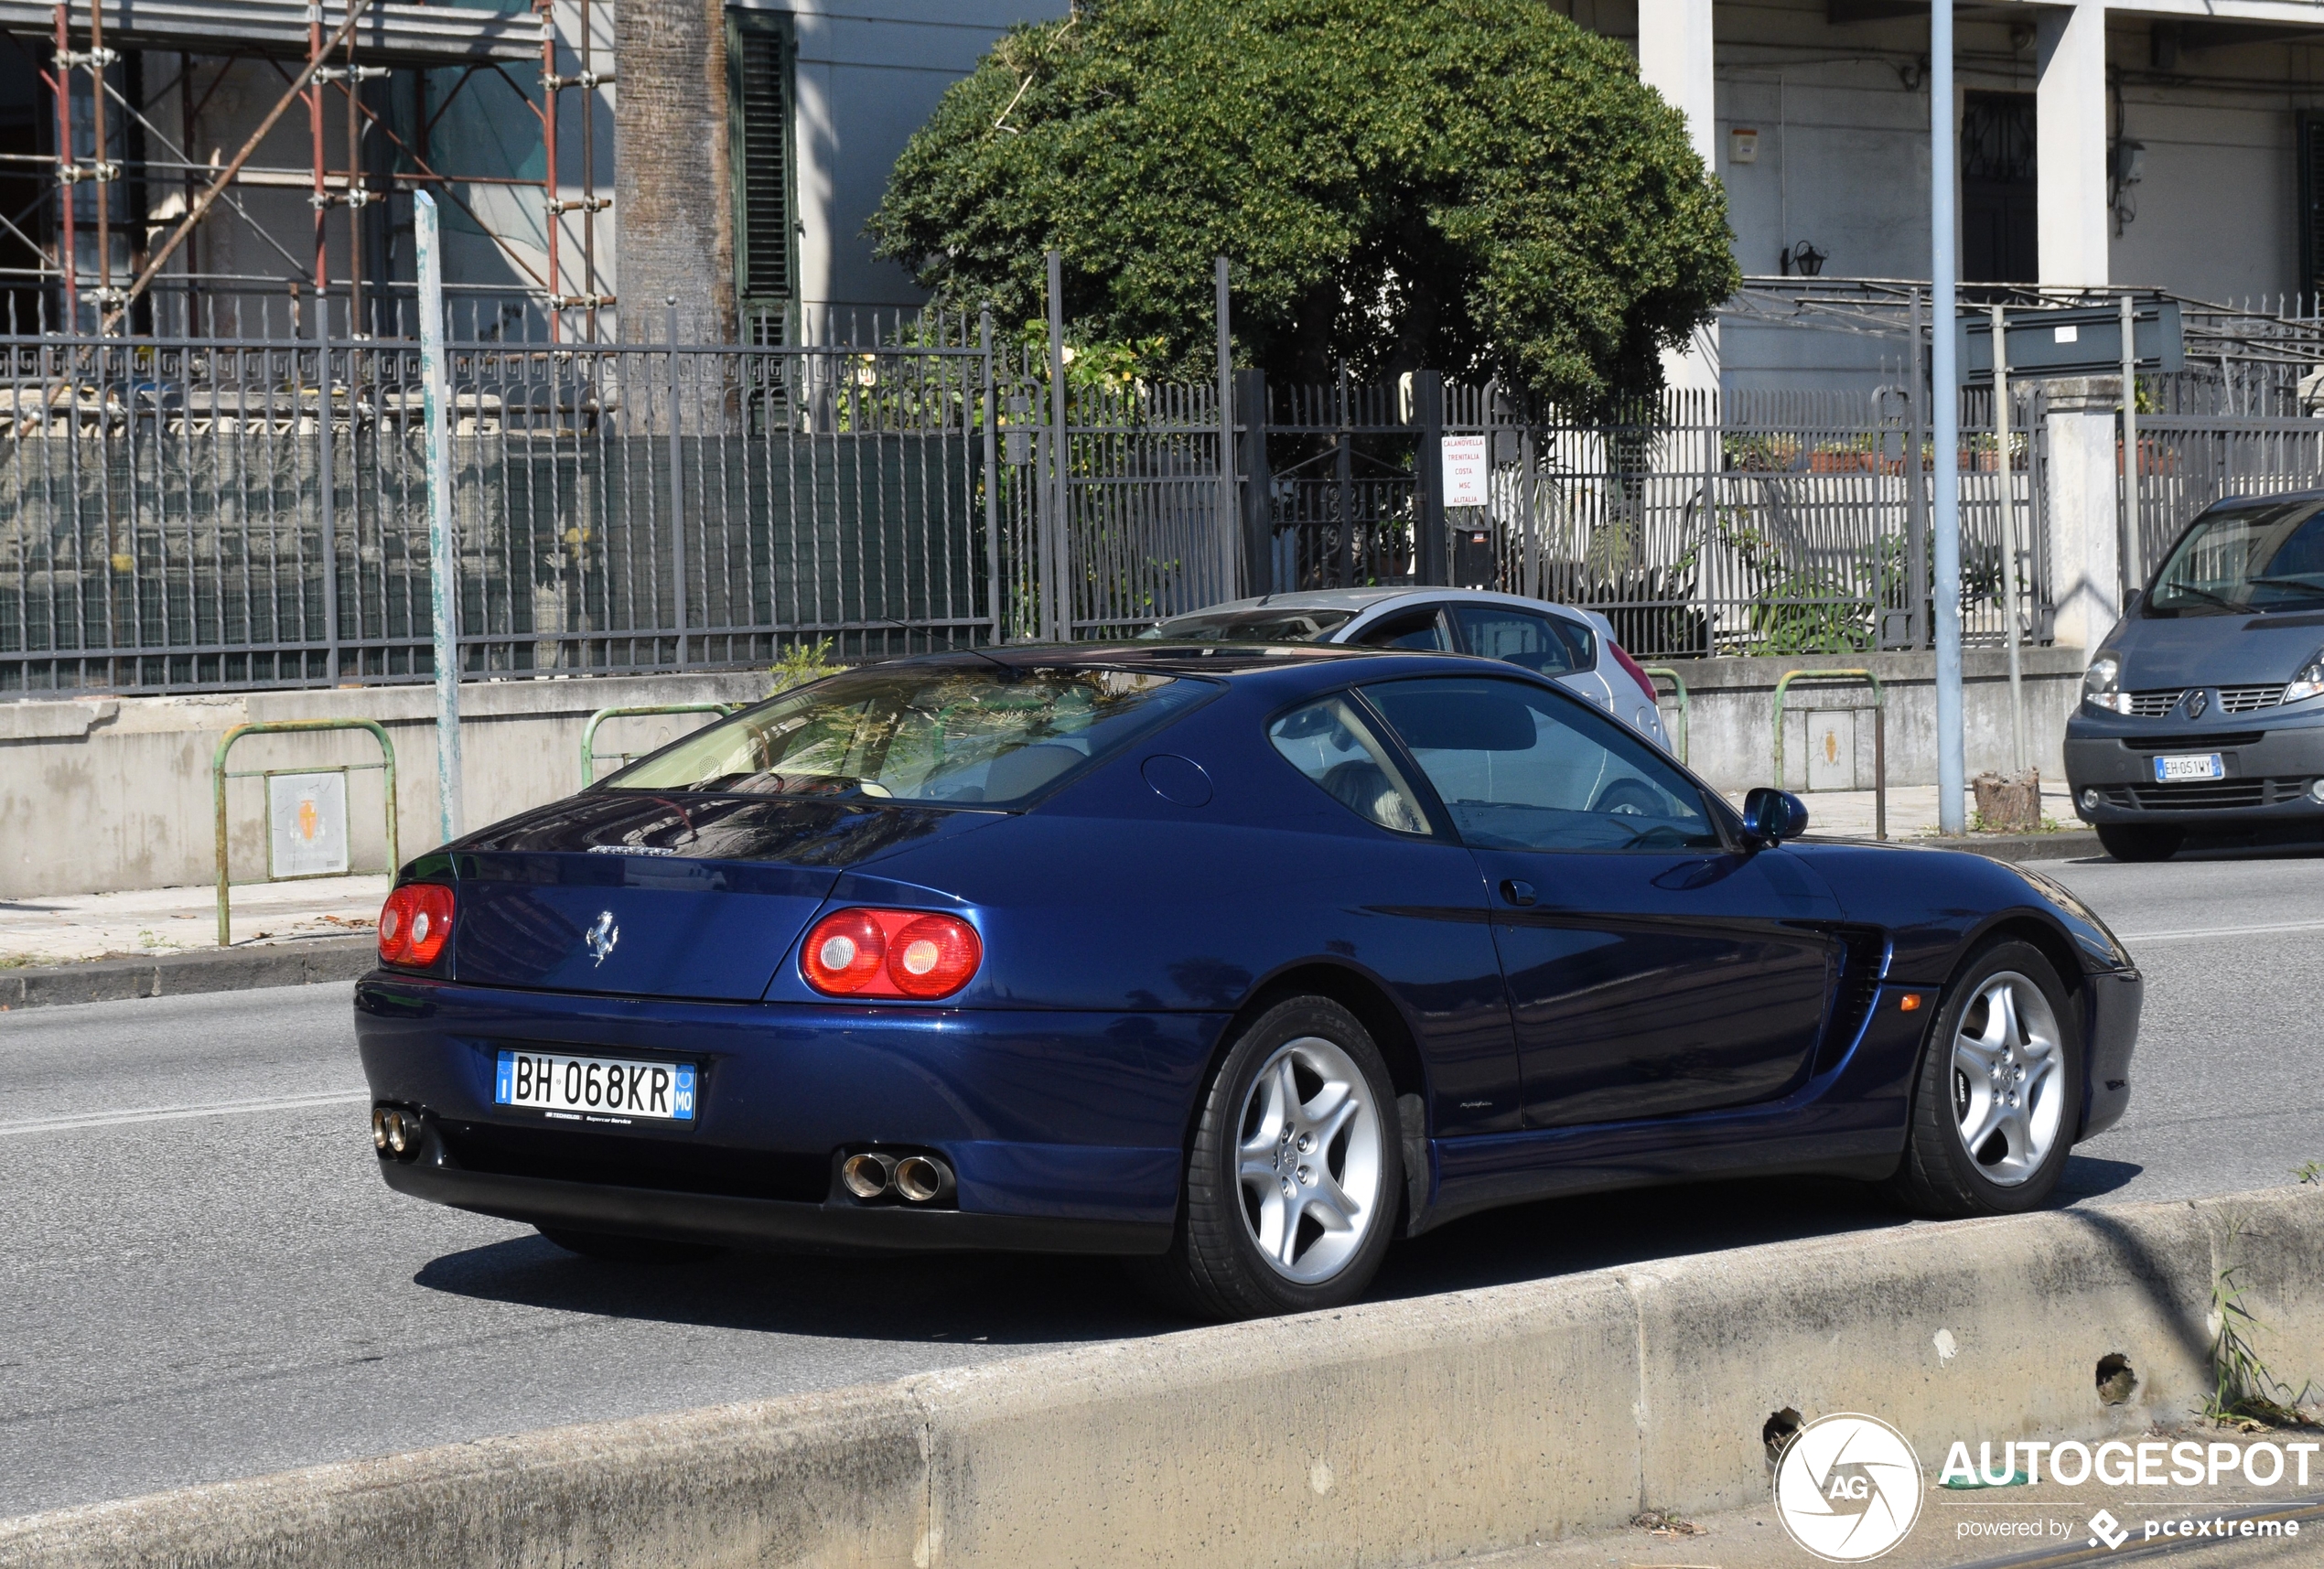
(2153, 753, 2224, 782)
(495, 1050, 696, 1122)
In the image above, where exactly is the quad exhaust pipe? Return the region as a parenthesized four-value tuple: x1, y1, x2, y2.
(840, 1149, 953, 1204)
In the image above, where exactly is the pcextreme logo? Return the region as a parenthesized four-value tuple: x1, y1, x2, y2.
(1773, 1413, 1925, 1563)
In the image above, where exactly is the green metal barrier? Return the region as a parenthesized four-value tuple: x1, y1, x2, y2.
(213, 719, 398, 948)
(1641, 665, 1690, 765)
(1770, 668, 1888, 841)
(580, 704, 740, 786)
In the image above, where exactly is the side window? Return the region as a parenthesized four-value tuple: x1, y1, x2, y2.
(1266, 696, 1433, 836)
(1361, 677, 1718, 852)
(1351, 607, 1452, 651)
(1452, 607, 1578, 675)
(1549, 615, 1597, 669)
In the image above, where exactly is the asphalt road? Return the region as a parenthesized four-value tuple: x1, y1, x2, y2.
(4, 848, 2320, 1520)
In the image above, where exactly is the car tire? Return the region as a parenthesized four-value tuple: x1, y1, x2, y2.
(2095, 823, 2182, 862)
(1885, 940, 2082, 1218)
(1138, 996, 1403, 1320)
(536, 1226, 723, 1263)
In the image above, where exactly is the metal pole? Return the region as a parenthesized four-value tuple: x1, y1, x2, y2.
(1045, 248, 1070, 641)
(2119, 293, 2140, 602)
(416, 191, 463, 844)
(90, 0, 110, 317)
(665, 296, 686, 666)
(1215, 255, 1237, 598)
(1415, 370, 1446, 586)
(316, 278, 339, 681)
(1992, 303, 2025, 777)
(52, 4, 75, 325)
(308, 0, 327, 296)
(979, 307, 1003, 644)
(1931, 0, 1964, 835)
(1906, 285, 1929, 648)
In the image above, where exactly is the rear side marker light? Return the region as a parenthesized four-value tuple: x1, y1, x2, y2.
(378, 884, 455, 968)
(802, 908, 982, 999)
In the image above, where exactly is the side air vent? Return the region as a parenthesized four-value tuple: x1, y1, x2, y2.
(1815, 929, 1889, 1074)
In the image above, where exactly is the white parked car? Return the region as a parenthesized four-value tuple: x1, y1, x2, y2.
(1143, 588, 1673, 752)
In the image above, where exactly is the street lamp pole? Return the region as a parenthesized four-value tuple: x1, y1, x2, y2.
(1931, 0, 1964, 834)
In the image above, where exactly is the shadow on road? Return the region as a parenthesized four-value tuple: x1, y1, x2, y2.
(412, 1156, 2145, 1339)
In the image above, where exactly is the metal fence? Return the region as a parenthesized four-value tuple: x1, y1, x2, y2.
(4, 306, 2074, 698)
(0, 314, 1006, 694)
(1254, 381, 2050, 661)
(2131, 415, 2324, 585)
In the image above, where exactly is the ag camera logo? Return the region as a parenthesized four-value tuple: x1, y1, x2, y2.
(1773, 1413, 1925, 1562)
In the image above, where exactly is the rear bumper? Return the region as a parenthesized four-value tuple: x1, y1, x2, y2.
(2064, 713, 2324, 824)
(379, 1126, 1169, 1254)
(355, 974, 1224, 1251)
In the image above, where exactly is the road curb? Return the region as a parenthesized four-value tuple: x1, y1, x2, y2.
(0, 937, 374, 1012)
(4, 1184, 2318, 1568)
(1927, 830, 2103, 863)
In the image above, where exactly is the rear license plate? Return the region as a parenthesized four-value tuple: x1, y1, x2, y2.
(495, 1050, 696, 1122)
(2152, 753, 2225, 783)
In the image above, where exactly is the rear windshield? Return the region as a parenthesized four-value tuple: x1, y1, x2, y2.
(604, 664, 1210, 806)
(1143, 607, 1357, 642)
(2147, 500, 2324, 615)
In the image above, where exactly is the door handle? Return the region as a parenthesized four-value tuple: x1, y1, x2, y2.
(1499, 879, 1538, 908)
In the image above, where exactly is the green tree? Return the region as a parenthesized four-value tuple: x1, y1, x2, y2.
(868, 0, 1738, 413)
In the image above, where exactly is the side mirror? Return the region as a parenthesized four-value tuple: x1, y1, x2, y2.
(2123, 588, 2143, 615)
(1741, 787, 1811, 845)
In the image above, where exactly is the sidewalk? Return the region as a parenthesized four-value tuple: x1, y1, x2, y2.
(0, 873, 387, 969)
(1735, 779, 2083, 844)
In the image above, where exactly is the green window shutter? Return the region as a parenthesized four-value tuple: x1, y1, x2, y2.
(728, 11, 795, 313)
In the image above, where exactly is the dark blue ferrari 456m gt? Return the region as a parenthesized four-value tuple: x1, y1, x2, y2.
(358, 643, 2142, 1318)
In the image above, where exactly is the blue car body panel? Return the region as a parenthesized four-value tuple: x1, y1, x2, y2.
(357, 645, 2141, 1256)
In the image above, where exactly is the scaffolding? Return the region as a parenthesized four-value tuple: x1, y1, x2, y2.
(0, 0, 612, 339)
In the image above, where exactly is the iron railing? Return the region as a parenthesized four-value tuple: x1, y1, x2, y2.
(2, 307, 2083, 697)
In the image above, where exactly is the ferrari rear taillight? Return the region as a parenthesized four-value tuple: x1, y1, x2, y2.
(802, 908, 982, 1000)
(378, 884, 456, 968)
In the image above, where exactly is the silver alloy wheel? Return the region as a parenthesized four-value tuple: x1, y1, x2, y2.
(1234, 1035, 1384, 1284)
(1949, 971, 2064, 1186)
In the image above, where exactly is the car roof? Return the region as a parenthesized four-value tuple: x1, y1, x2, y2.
(884, 641, 1518, 682)
(1159, 587, 1600, 623)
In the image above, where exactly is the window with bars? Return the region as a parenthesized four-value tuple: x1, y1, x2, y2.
(2300, 113, 2324, 301)
(727, 10, 796, 320)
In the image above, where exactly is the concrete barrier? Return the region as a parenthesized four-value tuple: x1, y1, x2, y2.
(4, 1187, 2319, 1568)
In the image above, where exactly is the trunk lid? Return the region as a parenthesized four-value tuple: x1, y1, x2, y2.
(447, 791, 1000, 1000)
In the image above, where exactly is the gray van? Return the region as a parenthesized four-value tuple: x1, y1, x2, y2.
(2066, 489, 2324, 859)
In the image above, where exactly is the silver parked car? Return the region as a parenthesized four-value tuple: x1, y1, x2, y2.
(1143, 588, 1673, 751)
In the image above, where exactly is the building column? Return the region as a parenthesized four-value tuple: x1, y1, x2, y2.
(2044, 377, 2121, 652)
(1640, 0, 1720, 392)
(2036, 1, 2109, 287)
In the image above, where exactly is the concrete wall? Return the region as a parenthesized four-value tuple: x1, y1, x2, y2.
(0, 672, 769, 900)
(0, 649, 2084, 900)
(1653, 645, 2083, 795)
(5, 1184, 2318, 1567)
